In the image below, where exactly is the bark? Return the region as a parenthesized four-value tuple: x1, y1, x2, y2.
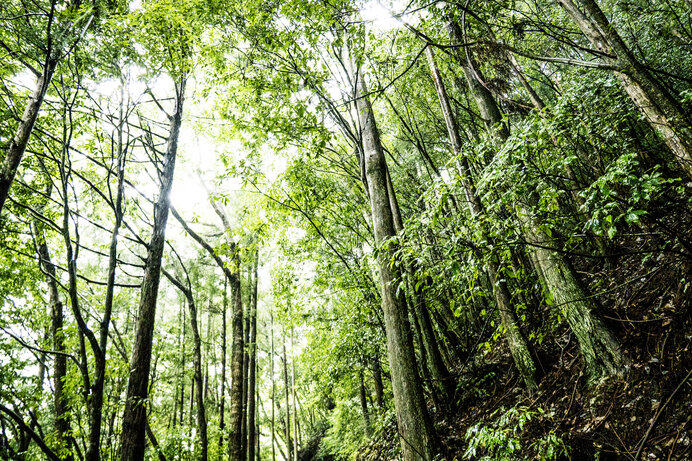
(0, 55, 58, 214)
(519, 214, 629, 379)
(556, 0, 692, 178)
(228, 248, 245, 461)
(290, 330, 298, 461)
(282, 342, 293, 460)
(371, 356, 384, 409)
(355, 74, 436, 460)
(359, 372, 371, 434)
(411, 271, 454, 403)
(270, 311, 276, 461)
(119, 77, 186, 461)
(446, 20, 508, 139)
(247, 251, 259, 461)
(219, 279, 228, 451)
(34, 225, 72, 458)
(241, 306, 249, 459)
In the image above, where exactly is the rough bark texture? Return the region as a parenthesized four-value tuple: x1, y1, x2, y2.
(356, 75, 435, 461)
(0, 56, 58, 214)
(247, 251, 259, 461)
(228, 248, 245, 461)
(446, 20, 508, 139)
(219, 279, 228, 451)
(35, 226, 72, 458)
(188, 295, 208, 461)
(371, 356, 384, 409)
(282, 342, 293, 460)
(119, 78, 185, 461)
(556, 0, 692, 178)
(519, 214, 629, 379)
(359, 372, 370, 433)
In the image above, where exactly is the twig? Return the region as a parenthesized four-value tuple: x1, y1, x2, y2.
(634, 368, 692, 460)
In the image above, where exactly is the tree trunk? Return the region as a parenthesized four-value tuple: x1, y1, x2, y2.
(290, 330, 299, 461)
(119, 77, 186, 461)
(187, 295, 208, 461)
(247, 250, 259, 461)
(371, 356, 384, 409)
(282, 342, 293, 460)
(228, 247, 246, 461)
(219, 278, 228, 451)
(359, 371, 371, 434)
(355, 73, 436, 460)
(271, 311, 276, 461)
(519, 214, 629, 379)
(0, 56, 58, 213)
(34, 225, 72, 459)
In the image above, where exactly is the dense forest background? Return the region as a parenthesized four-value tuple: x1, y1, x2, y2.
(0, 0, 691, 460)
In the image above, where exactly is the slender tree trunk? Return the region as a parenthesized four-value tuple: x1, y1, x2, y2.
(359, 371, 371, 434)
(241, 304, 250, 459)
(271, 311, 276, 461)
(247, 251, 259, 461)
(180, 301, 187, 427)
(371, 355, 384, 409)
(162, 271, 209, 461)
(282, 342, 293, 460)
(187, 294, 208, 461)
(34, 225, 72, 459)
(219, 278, 228, 451)
(119, 77, 186, 461)
(228, 248, 246, 461)
(355, 73, 436, 460)
(290, 330, 298, 461)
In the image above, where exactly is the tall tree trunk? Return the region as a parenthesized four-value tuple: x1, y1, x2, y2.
(0, 55, 58, 213)
(290, 330, 298, 461)
(187, 295, 208, 461)
(359, 371, 371, 434)
(556, 0, 692, 177)
(228, 248, 246, 461)
(241, 301, 250, 459)
(247, 251, 259, 461)
(219, 279, 228, 451)
(355, 73, 436, 460)
(427, 43, 539, 390)
(371, 356, 384, 409)
(34, 225, 72, 459)
(282, 342, 293, 460)
(119, 77, 186, 461)
(270, 311, 276, 461)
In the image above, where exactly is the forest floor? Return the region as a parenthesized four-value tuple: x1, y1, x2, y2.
(352, 244, 692, 460)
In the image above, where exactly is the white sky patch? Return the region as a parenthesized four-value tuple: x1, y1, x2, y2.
(361, 1, 403, 31)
